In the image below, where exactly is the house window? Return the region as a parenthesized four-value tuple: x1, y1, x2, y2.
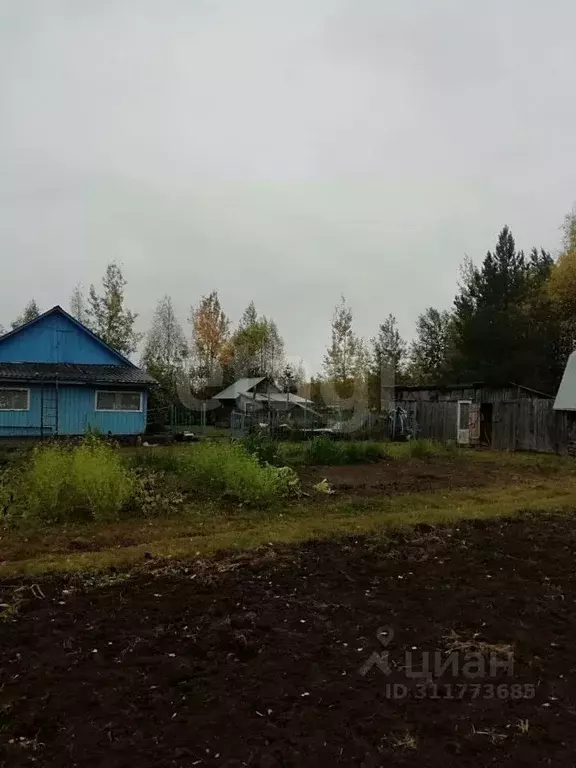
(0, 388, 30, 411)
(95, 391, 142, 412)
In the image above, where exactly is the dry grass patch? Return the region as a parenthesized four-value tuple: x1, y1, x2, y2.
(3, 472, 576, 576)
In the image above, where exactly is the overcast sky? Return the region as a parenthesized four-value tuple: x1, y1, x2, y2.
(1, 0, 576, 373)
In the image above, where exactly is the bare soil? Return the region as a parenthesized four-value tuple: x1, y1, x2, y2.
(298, 457, 544, 495)
(2, 512, 576, 766)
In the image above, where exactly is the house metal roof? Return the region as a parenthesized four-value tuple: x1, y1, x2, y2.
(0, 362, 156, 386)
(238, 392, 312, 405)
(213, 377, 267, 400)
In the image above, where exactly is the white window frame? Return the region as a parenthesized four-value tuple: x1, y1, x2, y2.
(94, 390, 143, 413)
(457, 399, 472, 445)
(0, 388, 30, 412)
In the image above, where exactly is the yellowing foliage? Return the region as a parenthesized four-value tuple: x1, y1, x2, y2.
(547, 249, 576, 309)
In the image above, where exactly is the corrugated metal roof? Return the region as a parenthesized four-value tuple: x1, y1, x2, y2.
(213, 377, 266, 400)
(239, 392, 311, 405)
(0, 362, 156, 386)
(268, 392, 311, 405)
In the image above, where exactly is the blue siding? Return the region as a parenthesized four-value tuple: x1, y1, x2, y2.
(58, 387, 147, 435)
(0, 386, 147, 437)
(0, 314, 124, 365)
(0, 386, 43, 437)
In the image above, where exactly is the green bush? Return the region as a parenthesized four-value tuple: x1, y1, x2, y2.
(129, 442, 300, 506)
(241, 431, 281, 466)
(301, 438, 387, 466)
(178, 442, 300, 504)
(22, 441, 135, 523)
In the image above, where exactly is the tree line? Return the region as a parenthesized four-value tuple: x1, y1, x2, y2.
(2, 264, 302, 411)
(4, 208, 576, 410)
(320, 212, 576, 406)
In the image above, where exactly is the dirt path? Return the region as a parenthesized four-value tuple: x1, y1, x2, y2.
(2, 513, 576, 766)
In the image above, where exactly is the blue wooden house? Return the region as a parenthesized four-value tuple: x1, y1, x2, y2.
(0, 305, 155, 438)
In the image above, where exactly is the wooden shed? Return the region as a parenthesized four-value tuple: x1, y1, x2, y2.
(391, 382, 567, 452)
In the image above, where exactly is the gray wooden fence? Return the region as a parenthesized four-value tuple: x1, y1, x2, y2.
(491, 399, 573, 453)
(399, 398, 574, 454)
(412, 401, 458, 443)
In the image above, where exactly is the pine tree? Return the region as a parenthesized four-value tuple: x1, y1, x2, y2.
(11, 299, 41, 330)
(86, 263, 141, 355)
(451, 227, 526, 383)
(407, 308, 454, 384)
(451, 226, 560, 390)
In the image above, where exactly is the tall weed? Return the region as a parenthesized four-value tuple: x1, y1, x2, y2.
(23, 441, 135, 523)
(178, 442, 300, 504)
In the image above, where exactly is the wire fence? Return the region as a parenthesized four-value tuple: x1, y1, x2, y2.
(230, 406, 418, 441)
(148, 396, 419, 443)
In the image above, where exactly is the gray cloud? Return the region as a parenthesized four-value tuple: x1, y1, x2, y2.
(1, 0, 575, 372)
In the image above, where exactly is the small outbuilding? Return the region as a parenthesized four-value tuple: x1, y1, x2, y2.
(393, 381, 558, 451)
(0, 305, 156, 438)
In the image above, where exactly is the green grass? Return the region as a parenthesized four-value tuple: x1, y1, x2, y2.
(277, 438, 388, 466)
(125, 438, 576, 468)
(3, 441, 576, 576)
(3, 471, 576, 577)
